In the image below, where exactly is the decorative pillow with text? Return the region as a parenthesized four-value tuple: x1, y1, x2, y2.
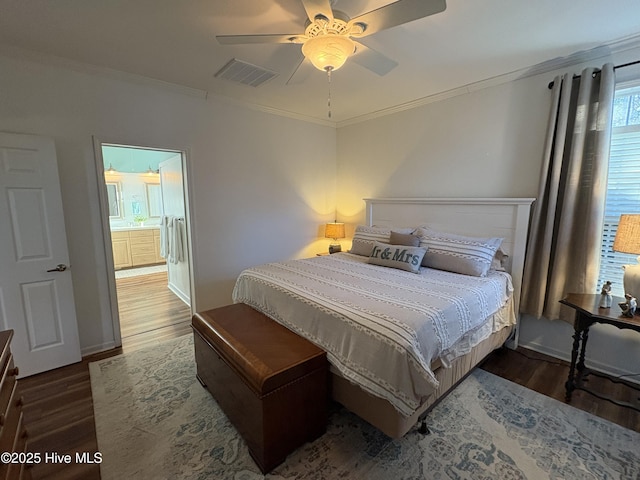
(367, 241, 427, 273)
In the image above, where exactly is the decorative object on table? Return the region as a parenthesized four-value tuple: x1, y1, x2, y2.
(325, 222, 345, 254)
(599, 281, 613, 308)
(618, 293, 637, 317)
(613, 214, 640, 298)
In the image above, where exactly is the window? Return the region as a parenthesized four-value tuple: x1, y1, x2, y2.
(598, 83, 640, 297)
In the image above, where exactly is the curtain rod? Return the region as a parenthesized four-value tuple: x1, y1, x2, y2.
(547, 59, 640, 89)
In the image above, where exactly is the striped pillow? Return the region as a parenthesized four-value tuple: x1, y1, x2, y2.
(349, 225, 414, 256)
(415, 226, 503, 277)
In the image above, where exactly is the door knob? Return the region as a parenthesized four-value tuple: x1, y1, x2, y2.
(47, 264, 68, 272)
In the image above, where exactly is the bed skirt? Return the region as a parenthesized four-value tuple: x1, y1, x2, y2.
(331, 301, 515, 438)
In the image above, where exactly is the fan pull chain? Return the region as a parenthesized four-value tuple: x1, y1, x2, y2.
(326, 67, 332, 119)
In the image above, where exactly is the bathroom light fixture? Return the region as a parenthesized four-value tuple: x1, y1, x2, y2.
(146, 165, 158, 176)
(105, 163, 117, 175)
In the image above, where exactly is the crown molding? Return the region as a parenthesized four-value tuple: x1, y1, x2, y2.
(336, 32, 640, 128)
(3, 31, 640, 130)
(0, 44, 336, 127)
(203, 90, 336, 127)
(0, 44, 209, 99)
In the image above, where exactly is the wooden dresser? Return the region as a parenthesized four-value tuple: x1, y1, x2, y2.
(0, 330, 30, 480)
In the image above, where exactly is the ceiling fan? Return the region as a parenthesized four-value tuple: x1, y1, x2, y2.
(217, 0, 447, 80)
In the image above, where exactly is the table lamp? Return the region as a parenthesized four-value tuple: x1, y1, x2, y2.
(325, 222, 345, 254)
(612, 214, 640, 301)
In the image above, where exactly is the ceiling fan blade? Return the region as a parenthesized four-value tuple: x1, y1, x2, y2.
(349, 0, 446, 37)
(286, 54, 315, 85)
(217, 34, 304, 45)
(352, 42, 398, 76)
(300, 0, 334, 22)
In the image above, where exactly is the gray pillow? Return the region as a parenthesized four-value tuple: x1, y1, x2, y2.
(416, 226, 503, 277)
(367, 241, 427, 273)
(350, 225, 413, 256)
(389, 231, 420, 247)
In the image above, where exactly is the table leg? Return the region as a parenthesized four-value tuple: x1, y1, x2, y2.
(577, 327, 589, 372)
(565, 315, 582, 402)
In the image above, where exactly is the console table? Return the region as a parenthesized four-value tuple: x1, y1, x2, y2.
(560, 293, 640, 412)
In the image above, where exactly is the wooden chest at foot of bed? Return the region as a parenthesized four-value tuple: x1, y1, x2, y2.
(192, 303, 328, 474)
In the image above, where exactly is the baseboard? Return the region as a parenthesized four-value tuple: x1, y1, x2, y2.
(519, 340, 640, 386)
(81, 340, 119, 358)
(168, 282, 191, 306)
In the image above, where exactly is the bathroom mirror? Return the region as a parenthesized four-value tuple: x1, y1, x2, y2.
(106, 182, 122, 218)
(146, 183, 162, 218)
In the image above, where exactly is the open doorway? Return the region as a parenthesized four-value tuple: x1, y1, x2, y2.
(98, 143, 193, 349)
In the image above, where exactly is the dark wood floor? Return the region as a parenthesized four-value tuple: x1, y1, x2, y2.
(481, 346, 640, 432)
(17, 286, 640, 479)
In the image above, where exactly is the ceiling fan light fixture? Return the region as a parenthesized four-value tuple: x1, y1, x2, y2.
(301, 34, 355, 72)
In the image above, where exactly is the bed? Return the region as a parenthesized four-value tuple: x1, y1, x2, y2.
(232, 197, 534, 438)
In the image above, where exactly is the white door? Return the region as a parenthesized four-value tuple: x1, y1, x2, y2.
(160, 155, 191, 306)
(0, 132, 81, 377)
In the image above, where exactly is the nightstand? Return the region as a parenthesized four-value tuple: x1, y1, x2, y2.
(560, 293, 640, 412)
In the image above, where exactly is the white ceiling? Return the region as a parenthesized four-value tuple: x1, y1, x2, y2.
(2, 0, 640, 124)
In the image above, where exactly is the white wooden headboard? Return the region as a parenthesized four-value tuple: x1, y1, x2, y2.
(365, 197, 535, 341)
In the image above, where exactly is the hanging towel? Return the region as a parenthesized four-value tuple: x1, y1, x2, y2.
(169, 217, 185, 264)
(160, 215, 172, 259)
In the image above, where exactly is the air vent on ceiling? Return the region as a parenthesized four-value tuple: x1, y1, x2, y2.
(214, 58, 278, 87)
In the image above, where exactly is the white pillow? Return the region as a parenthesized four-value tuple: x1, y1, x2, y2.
(415, 226, 503, 277)
(349, 225, 414, 256)
(368, 241, 427, 273)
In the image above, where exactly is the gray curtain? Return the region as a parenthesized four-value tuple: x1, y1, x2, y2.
(521, 63, 615, 321)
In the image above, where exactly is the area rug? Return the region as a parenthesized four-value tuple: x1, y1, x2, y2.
(89, 335, 639, 480)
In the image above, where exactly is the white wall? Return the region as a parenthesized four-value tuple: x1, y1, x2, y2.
(335, 77, 550, 237)
(336, 48, 640, 379)
(0, 53, 336, 355)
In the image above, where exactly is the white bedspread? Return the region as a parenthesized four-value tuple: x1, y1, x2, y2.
(232, 252, 514, 417)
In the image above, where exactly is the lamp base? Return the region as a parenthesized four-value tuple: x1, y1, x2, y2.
(328, 243, 342, 254)
(623, 260, 640, 299)
(621, 259, 640, 316)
